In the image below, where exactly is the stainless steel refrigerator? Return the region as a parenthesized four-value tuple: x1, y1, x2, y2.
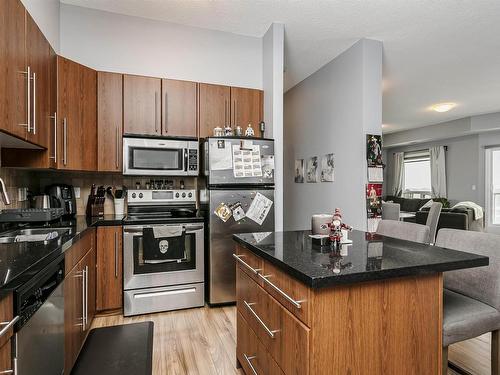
(203, 137, 275, 305)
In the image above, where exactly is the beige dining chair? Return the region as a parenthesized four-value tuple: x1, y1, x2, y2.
(436, 229, 500, 374)
(376, 220, 430, 244)
(426, 202, 442, 244)
(381, 202, 400, 221)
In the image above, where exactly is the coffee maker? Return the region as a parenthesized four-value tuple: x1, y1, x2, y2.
(46, 184, 77, 217)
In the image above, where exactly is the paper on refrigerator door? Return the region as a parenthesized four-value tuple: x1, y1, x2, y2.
(232, 144, 262, 178)
(261, 155, 275, 179)
(246, 193, 273, 225)
(210, 140, 233, 171)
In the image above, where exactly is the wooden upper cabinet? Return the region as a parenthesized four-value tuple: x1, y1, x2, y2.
(97, 72, 122, 172)
(198, 83, 230, 138)
(96, 226, 123, 311)
(123, 75, 161, 136)
(231, 87, 263, 130)
(57, 56, 97, 171)
(0, 0, 27, 139)
(161, 79, 197, 138)
(26, 13, 50, 148)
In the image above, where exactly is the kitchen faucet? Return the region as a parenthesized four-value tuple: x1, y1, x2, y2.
(0, 177, 11, 205)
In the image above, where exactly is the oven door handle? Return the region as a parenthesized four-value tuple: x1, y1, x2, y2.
(184, 225, 204, 233)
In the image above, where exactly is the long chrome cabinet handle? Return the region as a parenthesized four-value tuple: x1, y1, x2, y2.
(63, 118, 67, 166)
(19, 66, 31, 132)
(243, 301, 278, 338)
(232, 254, 261, 274)
(49, 112, 57, 160)
(31, 72, 36, 134)
(81, 267, 86, 331)
(114, 231, 118, 278)
(115, 126, 119, 169)
(243, 354, 258, 375)
(0, 316, 19, 338)
(154, 92, 159, 133)
(85, 265, 88, 328)
(258, 274, 303, 309)
(0, 369, 14, 374)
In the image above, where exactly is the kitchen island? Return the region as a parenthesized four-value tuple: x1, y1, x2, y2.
(233, 230, 489, 375)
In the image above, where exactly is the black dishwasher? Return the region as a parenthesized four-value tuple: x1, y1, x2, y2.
(14, 255, 65, 375)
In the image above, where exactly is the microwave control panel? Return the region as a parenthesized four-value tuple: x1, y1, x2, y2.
(188, 149, 198, 172)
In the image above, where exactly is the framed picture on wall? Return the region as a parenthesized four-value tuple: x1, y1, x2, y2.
(366, 134, 383, 166)
(294, 159, 305, 183)
(320, 153, 335, 182)
(306, 156, 319, 183)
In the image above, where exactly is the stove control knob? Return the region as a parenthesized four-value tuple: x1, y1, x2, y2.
(132, 193, 136, 199)
(175, 193, 180, 198)
(182, 192, 186, 198)
(188, 192, 193, 198)
(139, 193, 143, 198)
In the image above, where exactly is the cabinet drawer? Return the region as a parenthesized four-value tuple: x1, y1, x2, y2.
(237, 312, 284, 375)
(65, 229, 95, 275)
(236, 268, 309, 375)
(0, 294, 14, 347)
(261, 261, 311, 326)
(235, 245, 264, 286)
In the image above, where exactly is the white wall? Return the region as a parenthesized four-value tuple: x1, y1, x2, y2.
(21, 0, 60, 51)
(60, 4, 262, 89)
(262, 23, 285, 231)
(284, 39, 383, 231)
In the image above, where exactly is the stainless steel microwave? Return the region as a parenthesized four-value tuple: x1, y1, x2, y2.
(123, 137, 199, 176)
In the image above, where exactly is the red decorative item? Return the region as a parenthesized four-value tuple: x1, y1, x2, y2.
(328, 208, 353, 248)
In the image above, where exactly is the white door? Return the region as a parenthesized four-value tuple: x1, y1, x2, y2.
(485, 147, 500, 233)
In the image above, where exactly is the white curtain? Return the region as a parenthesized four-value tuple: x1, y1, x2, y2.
(392, 152, 405, 197)
(430, 146, 447, 198)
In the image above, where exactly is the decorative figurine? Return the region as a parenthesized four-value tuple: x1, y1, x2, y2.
(235, 125, 243, 136)
(245, 123, 255, 137)
(328, 208, 353, 249)
(259, 121, 266, 138)
(224, 125, 233, 136)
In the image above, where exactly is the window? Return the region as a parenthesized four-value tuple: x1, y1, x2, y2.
(403, 151, 431, 198)
(486, 147, 500, 227)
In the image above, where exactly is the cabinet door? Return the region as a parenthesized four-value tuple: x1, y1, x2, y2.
(64, 263, 84, 374)
(57, 56, 81, 170)
(0, 0, 27, 139)
(123, 75, 161, 136)
(0, 340, 13, 374)
(96, 226, 123, 311)
(26, 13, 50, 148)
(97, 72, 122, 171)
(198, 83, 230, 138)
(57, 57, 97, 171)
(80, 64, 97, 171)
(161, 79, 197, 138)
(230, 87, 263, 130)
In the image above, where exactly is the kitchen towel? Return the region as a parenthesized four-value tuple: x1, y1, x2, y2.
(143, 227, 185, 262)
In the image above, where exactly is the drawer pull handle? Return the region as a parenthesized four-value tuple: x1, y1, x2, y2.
(0, 315, 19, 338)
(259, 274, 303, 309)
(243, 301, 279, 338)
(243, 354, 258, 375)
(233, 254, 262, 274)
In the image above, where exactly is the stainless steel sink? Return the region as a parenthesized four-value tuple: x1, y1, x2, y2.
(0, 227, 72, 243)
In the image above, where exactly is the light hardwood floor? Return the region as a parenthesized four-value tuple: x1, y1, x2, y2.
(92, 305, 489, 375)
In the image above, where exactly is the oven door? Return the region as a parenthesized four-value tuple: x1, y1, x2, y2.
(123, 137, 189, 176)
(123, 223, 204, 290)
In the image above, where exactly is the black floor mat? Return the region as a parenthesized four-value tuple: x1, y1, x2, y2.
(71, 321, 154, 375)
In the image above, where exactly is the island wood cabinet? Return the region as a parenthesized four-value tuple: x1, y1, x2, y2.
(0, 293, 14, 374)
(96, 226, 123, 311)
(64, 229, 96, 374)
(162, 79, 197, 138)
(123, 75, 161, 136)
(97, 72, 123, 172)
(198, 84, 263, 138)
(235, 244, 443, 375)
(0, 0, 50, 148)
(57, 56, 97, 171)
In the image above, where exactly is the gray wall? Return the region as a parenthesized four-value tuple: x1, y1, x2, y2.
(283, 39, 383, 231)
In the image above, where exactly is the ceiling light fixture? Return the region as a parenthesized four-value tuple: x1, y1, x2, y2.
(430, 102, 457, 113)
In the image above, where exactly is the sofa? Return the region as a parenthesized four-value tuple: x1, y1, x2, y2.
(415, 207, 484, 232)
(384, 196, 430, 215)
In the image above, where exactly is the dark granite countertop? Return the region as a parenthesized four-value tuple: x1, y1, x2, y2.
(233, 230, 489, 288)
(0, 215, 126, 294)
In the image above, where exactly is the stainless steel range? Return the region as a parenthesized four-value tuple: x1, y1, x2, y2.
(123, 189, 204, 316)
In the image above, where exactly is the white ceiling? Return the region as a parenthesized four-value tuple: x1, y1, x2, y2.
(60, 0, 500, 133)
